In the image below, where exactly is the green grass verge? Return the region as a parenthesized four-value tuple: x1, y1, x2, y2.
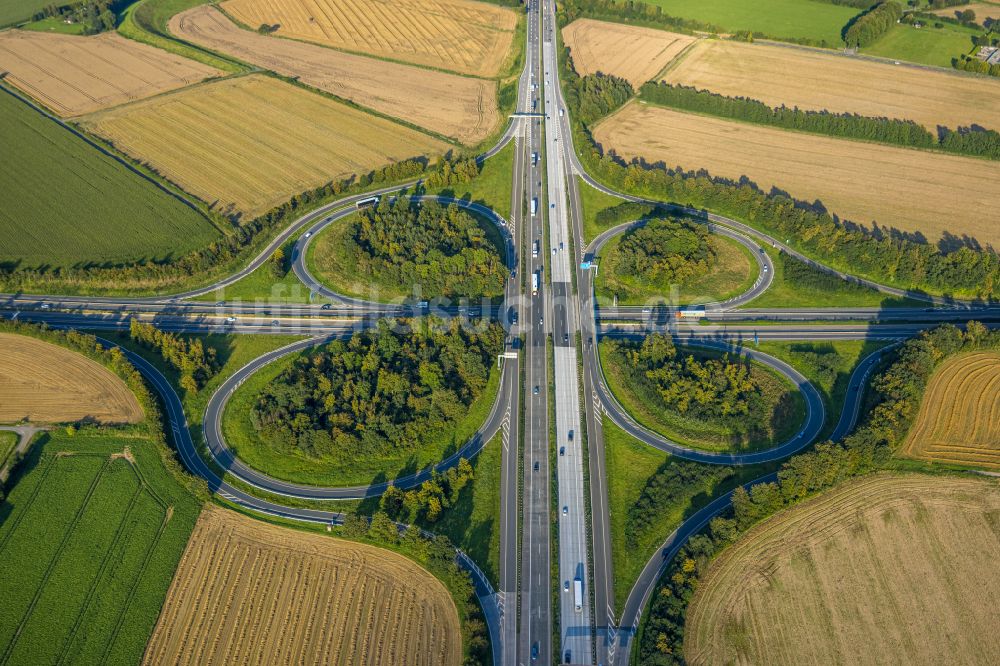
(412, 431, 502, 587)
(756, 339, 892, 440)
(599, 340, 804, 453)
(594, 231, 755, 306)
(118, 0, 245, 73)
(425, 141, 516, 219)
(604, 415, 775, 611)
(0, 430, 18, 468)
(862, 21, 981, 68)
(645, 0, 857, 45)
(577, 176, 627, 244)
(746, 246, 925, 308)
(221, 346, 502, 487)
(0, 87, 219, 271)
(20, 16, 86, 34)
(0, 430, 201, 665)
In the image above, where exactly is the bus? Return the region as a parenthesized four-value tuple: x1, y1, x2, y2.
(356, 196, 379, 210)
(532, 272, 539, 295)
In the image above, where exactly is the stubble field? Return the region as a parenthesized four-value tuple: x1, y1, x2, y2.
(685, 473, 1000, 665)
(931, 2, 1000, 22)
(144, 506, 461, 666)
(901, 351, 1000, 469)
(0, 30, 222, 117)
(170, 6, 498, 144)
(561, 19, 695, 87)
(662, 38, 1000, 132)
(594, 102, 1000, 246)
(80, 75, 449, 218)
(219, 0, 516, 77)
(0, 333, 142, 424)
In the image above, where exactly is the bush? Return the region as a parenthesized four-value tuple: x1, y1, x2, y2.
(843, 1, 903, 48)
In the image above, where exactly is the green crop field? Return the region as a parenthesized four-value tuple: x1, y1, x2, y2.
(0, 89, 219, 271)
(646, 0, 857, 45)
(0, 430, 17, 468)
(0, 430, 201, 665)
(0, 0, 50, 27)
(862, 22, 980, 67)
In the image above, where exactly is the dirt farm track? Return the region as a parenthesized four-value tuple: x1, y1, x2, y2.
(685, 474, 1000, 665)
(0, 332, 142, 425)
(144, 506, 462, 666)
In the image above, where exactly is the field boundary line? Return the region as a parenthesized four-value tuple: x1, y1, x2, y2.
(0, 457, 111, 665)
(0, 453, 58, 555)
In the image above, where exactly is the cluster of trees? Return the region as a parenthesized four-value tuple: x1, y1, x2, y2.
(844, 1, 903, 48)
(612, 334, 766, 424)
(637, 321, 1000, 664)
(34, 1, 119, 34)
(423, 158, 480, 189)
(614, 219, 715, 285)
(129, 320, 219, 393)
(954, 53, 1000, 77)
(561, 51, 633, 125)
(338, 511, 490, 665)
(250, 319, 503, 462)
(578, 149, 1000, 299)
(818, 0, 881, 8)
(347, 197, 506, 300)
(594, 201, 669, 229)
(268, 246, 287, 279)
(380, 459, 474, 523)
(626, 461, 734, 550)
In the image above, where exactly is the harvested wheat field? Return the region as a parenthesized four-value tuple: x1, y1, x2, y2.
(562, 19, 696, 87)
(220, 0, 516, 77)
(931, 2, 1000, 22)
(594, 102, 1000, 246)
(663, 38, 1000, 132)
(901, 351, 1000, 469)
(0, 30, 221, 117)
(0, 333, 142, 424)
(170, 6, 497, 144)
(81, 75, 448, 218)
(685, 473, 1000, 665)
(144, 506, 461, 666)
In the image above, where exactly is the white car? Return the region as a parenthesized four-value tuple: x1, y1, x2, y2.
(225, 316, 237, 323)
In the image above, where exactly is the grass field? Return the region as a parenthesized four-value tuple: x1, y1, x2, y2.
(594, 230, 755, 305)
(21, 16, 86, 34)
(663, 38, 1000, 132)
(685, 473, 1000, 664)
(562, 19, 695, 87)
(171, 6, 499, 144)
(0, 430, 18, 467)
(599, 340, 803, 452)
(221, 341, 501, 486)
(0, 332, 143, 425)
(145, 505, 460, 665)
(594, 102, 1000, 247)
(645, 0, 857, 44)
(220, 0, 517, 77)
(0, 30, 222, 117)
(0, 0, 50, 26)
(756, 340, 889, 440)
(0, 88, 219, 270)
(863, 21, 981, 68)
(425, 140, 515, 219)
(0, 430, 201, 665)
(900, 351, 1000, 469)
(81, 75, 449, 219)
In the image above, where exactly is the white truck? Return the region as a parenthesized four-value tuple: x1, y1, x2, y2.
(531, 272, 539, 295)
(573, 578, 583, 612)
(532, 240, 539, 258)
(531, 197, 538, 217)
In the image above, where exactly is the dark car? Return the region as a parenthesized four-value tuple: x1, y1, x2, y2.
(559, 446, 565, 456)
(564, 650, 571, 663)
(533, 461, 539, 471)
(531, 642, 539, 660)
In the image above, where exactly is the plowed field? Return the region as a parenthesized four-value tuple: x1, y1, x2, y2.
(219, 0, 516, 77)
(80, 75, 448, 218)
(144, 506, 461, 666)
(594, 102, 1000, 246)
(0, 30, 221, 117)
(901, 351, 1000, 469)
(170, 6, 497, 144)
(0, 333, 142, 424)
(685, 474, 1000, 665)
(562, 19, 695, 87)
(663, 38, 1000, 132)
